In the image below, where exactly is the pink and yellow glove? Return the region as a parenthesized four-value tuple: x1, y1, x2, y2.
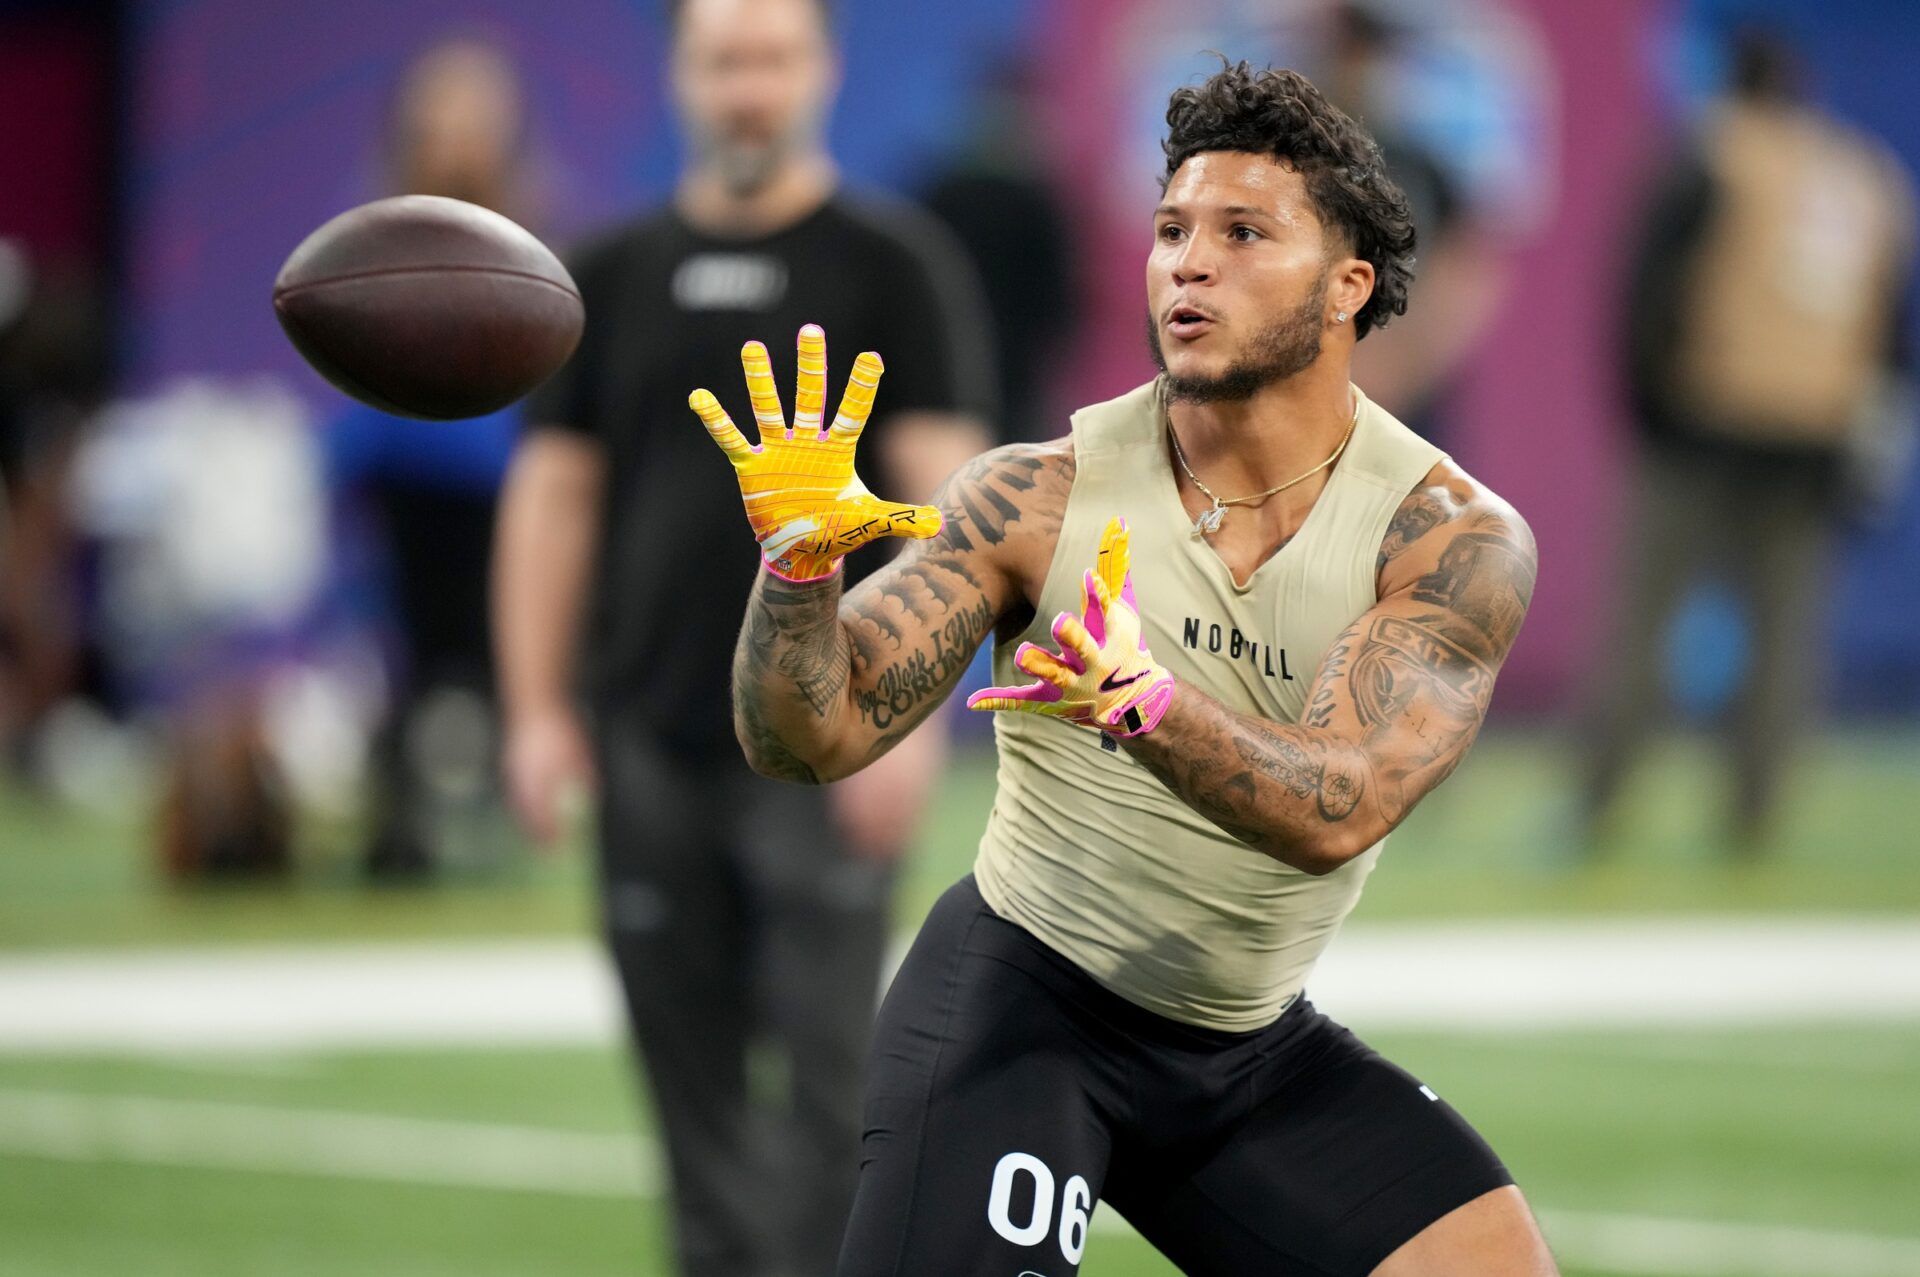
(690, 324, 941, 582)
(967, 517, 1176, 737)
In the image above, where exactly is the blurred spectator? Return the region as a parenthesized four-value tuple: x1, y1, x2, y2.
(334, 37, 530, 879)
(1580, 28, 1917, 858)
(918, 56, 1075, 442)
(1323, 2, 1507, 446)
(159, 683, 293, 879)
(0, 246, 109, 775)
(383, 35, 541, 228)
(73, 377, 327, 878)
(494, 0, 993, 1272)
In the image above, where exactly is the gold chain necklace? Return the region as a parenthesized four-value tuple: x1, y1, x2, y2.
(1166, 398, 1359, 538)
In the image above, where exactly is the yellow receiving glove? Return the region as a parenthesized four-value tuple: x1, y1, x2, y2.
(690, 324, 940, 582)
(967, 518, 1176, 737)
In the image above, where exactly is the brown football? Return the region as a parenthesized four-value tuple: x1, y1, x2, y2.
(272, 195, 583, 420)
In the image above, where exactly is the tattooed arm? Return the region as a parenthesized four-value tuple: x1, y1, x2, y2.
(732, 441, 1073, 783)
(1122, 463, 1537, 874)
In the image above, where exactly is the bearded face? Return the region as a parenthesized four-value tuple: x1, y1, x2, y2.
(673, 0, 836, 198)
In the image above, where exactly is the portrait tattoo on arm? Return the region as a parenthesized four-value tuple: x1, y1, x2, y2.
(1348, 505, 1538, 819)
(1375, 488, 1452, 576)
(1409, 520, 1537, 648)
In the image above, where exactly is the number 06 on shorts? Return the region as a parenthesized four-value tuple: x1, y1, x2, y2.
(987, 1152, 1093, 1266)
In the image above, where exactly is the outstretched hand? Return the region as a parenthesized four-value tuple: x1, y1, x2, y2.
(690, 324, 940, 582)
(967, 517, 1176, 737)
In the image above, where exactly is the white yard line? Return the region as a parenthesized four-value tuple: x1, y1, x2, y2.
(1535, 1209, 1920, 1277)
(0, 939, 624, 1053)
(0, 1087, 1915, 1277)
(1, 917, 1918, 1053)
(1307, 917, 1920, 1031)
(1479, 1033, 1920, 1075)
(1095, 1207, 1920, 1277)
(0, 1087, 655, 1198)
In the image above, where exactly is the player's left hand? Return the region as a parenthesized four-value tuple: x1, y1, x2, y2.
(967, 517, 1176, 737)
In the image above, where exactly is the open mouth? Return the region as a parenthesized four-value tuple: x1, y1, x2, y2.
(1165, 305, 1215, 340)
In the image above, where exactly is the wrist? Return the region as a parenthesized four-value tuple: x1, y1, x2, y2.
(506, 698, 578, 737)
(762, 550, 843, 584)
(1103, 668, 1177, 738)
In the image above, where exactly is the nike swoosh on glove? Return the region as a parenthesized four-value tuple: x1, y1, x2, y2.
(966, 516, 1176, 737)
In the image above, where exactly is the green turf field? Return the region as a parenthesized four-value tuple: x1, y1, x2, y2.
(2, 729, 1917, 1275)
(1, 1028, 1915, 1276)
(5, 730, 1920, 952)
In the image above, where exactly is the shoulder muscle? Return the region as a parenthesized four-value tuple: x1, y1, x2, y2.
(1376, 459, 1537, 662)
(934, 438, 1075, 553)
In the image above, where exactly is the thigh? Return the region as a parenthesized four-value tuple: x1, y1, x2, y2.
(737, 777, 892, 1271)
(738, 772, 894, 1055)
(1108, 1013, 1514, 1277)
(594, 727, 748, 1039)
(838, 880, 1118, 1277)
(595, 721, 733, 900)
(1731, 477, 1831, 680)
(1592, 451, 1715, 724)
(1619, 452, 1721, 624)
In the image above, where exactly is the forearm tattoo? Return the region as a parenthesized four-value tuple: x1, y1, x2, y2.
(843, 444, 1071, 751)
(733, 574, 843, 783)
(730, 441, 1074, 775)
(1129, 697, 1373, 857)
(1355, 507, 1536, 817)
(1129, 486, 1536, 863)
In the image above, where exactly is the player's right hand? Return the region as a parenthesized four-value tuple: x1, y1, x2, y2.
(689, 324, 941, 583)
(503, 706, 596, 849)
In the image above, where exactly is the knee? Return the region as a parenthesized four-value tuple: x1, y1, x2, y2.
(1371, 1186, 1558, 1277)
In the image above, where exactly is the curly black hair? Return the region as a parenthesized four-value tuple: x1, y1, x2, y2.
(1162, 61, 1415, 337)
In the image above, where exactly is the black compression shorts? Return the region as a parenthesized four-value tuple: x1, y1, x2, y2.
(838, 876, 1513, 1276)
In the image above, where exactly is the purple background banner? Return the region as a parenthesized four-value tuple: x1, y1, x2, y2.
(124, 0, 1920, 715)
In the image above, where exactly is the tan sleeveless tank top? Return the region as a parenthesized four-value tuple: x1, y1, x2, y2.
(974, 379, 1443, 1030)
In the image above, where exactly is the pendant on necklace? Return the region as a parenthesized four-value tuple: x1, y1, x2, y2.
(1193, 503, 1227, 537)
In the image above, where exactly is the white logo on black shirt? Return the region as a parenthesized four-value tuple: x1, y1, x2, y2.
(672, 253, 789, 312)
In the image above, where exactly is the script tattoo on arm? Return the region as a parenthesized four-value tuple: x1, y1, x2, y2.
(842, 443, 1071, 753)
(1301, 631, 1353, 730)
(1124, 473, 1536, 873)
(730, 441, 1073, 781)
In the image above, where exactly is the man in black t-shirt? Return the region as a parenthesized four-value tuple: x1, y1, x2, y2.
(493, 1, 992, 1273)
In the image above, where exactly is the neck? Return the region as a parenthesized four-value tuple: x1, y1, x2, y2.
(676, 153, 837, 237)
(1166, 356, 1357, 496)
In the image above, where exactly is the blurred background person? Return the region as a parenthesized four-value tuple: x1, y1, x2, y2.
(0, 0, 116, 786)
(1322, 1, 1509, 450)
(494, 0, 993, 1272)
(4, 2, 1920, 1274)
(75, 375, 327, 880)
(0, 244, 108, 777)
(1100, 0, 1548, 457)
(328, 37, 534, 880)
(1579, 27, 1917, 859)
(917, 55, 1078, 444)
